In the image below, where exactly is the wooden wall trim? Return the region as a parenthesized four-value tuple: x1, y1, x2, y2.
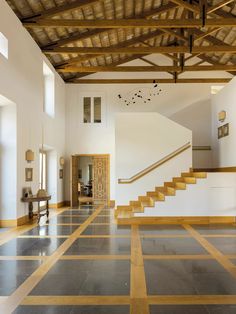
(49, 201, 66, 209)
(116, 216, 236, 225)
(194, 167, 236, 172)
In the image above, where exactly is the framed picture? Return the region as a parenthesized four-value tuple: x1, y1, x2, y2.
(78, 169, 82, 179)
(223, 123, 229, 137)
(25, 168, 33, 182)
(59, 169, 63, 179)
(218, 126, 223, 139)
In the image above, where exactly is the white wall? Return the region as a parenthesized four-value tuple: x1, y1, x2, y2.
(47, 149, 57, 204)
(136, 173, 236, 217)
(0, 102, 16, 220)
(170, 99, 213, 168)
(115, 112, 192, 205)
(65, 81, 224, 201)
(0, 1, 66, 220)
(211, 77, 236, 167)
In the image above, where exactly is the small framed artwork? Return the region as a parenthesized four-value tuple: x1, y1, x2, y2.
(25, 168, 33, 182)
(218, 126, 223, 139)
(59, 169, 63, 179)
(223, 123, 229, 137)
(78, 169, 82, 179)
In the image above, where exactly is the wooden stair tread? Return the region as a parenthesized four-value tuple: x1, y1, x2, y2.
(115, 170, 207, 218)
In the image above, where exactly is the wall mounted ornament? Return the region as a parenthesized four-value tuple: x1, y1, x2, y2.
(59, 157, 65, 167)
(117, 80, 162, 106)
(25, 149, 34, 163)
(218, 110, 226, 122)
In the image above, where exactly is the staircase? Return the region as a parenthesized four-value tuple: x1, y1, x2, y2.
(115, 170, 207, 223)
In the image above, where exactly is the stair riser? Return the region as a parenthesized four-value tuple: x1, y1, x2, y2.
(116, 171, 207, 219)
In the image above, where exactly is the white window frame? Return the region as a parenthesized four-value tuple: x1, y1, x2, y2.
(0, 32, 8, 59)
(43, 61, 55, 118)
(80, 93, 105, 125)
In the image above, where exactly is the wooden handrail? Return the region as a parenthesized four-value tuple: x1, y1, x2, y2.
(192, 145, 211, 151)
(118, 142, 191, 184)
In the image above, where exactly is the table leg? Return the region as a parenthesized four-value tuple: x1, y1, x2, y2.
(37, 201, 40, 224)
(46, 200, 49, 219)
(28, 202, 33, 219)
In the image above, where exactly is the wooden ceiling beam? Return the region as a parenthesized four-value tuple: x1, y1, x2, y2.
(41, 29, 107, 50)
(55, 29, 165, 68)
(21, 0, 100, 21)
(66, 78, 231, 84)
(23, 18, 236, 29)
(169, 0, 200, 13)
(194, 27, 223, 41)
(44, 45, 236, 55)
(40, 3, 179, 50)
(207, 0, 235, 14)
(171, 0, 235, 16)
(58, 65, 236, 73)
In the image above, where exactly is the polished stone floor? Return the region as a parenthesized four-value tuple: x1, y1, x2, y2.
(0, 205, 236, 313)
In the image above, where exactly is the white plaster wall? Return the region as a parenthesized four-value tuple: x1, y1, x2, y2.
(47, 150, 57, 204)
(65, 81, 222, 201)
(115, 112, 192, 205)
(170, 99, 213, 168)
(211, 77, 236, 167)
(0, 1, 65, 219)
(136, 173, 236, 217)
(0, 103, 17, 220)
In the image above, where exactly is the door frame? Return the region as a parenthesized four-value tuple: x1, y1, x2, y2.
(70, 154, 110, 207)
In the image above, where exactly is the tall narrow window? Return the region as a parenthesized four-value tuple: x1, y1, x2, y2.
(43, 62, 55, 118)
(83, 97, 91, 123)
(83, 97, 102, 124)
(39, 151, 47, 190)
(0, 32, 8, 59)
(94, 97, 101, 123)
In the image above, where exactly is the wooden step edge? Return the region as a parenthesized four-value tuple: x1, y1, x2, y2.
(191, 172, 207, 178)
(116, 211, 133, 220)
(132, 206, 144, 213)
(174, 181, 186, 189)
(165, 181, 186, 190)
(173, 177, 184, 182)
(183, 177, 197, 184)
(138, 196, 151, 202)
(147, 191, 160, 197)
(130, 200, 141, 207)
(181, 172, 194, 178)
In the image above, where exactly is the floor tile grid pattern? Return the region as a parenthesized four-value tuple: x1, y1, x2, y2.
(1, 207, 236, 313)
(0, 205, 104, 313)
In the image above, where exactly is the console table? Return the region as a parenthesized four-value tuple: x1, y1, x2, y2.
(21, 195, 51, 223)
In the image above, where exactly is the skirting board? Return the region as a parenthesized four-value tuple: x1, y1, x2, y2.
(49, 201, 66, 209)
(0, 201, 68, 227)
(194, 167, 236, 172)
(116, 216, 236, 225)
(0, 214, 29, 227)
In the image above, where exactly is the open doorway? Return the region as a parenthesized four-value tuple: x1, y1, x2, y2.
(71, 154, 110, 208)
(78, 156, 93, 203)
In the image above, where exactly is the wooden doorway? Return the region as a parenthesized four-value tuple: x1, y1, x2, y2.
(70, 154, 110, 208)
